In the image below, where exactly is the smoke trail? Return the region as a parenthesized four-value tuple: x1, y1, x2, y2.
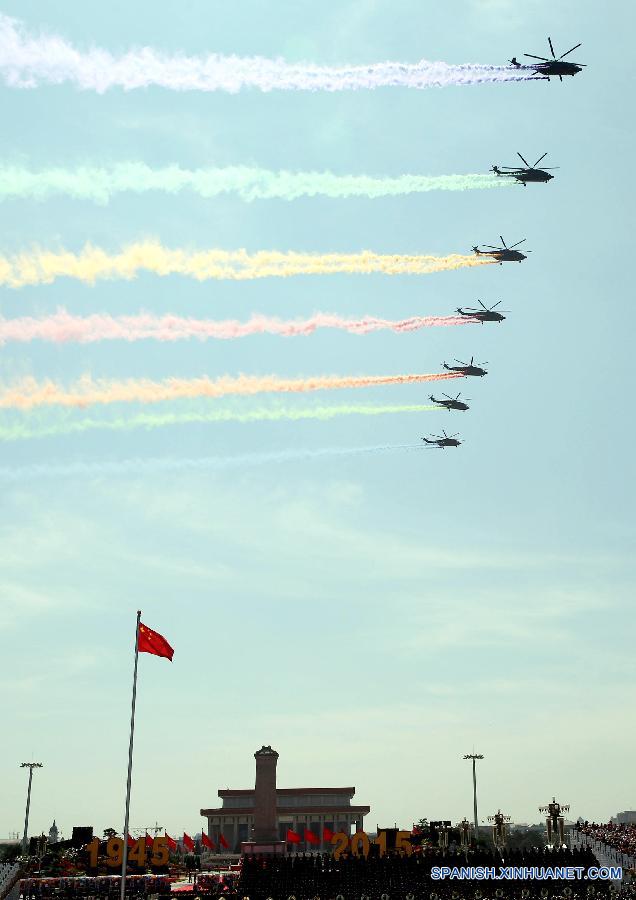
(0, 242, 494, 288)
(0, 163, 512, 203)
(0, 15, 543, 94)
(0, 372, 463, 410)
(0, 309, 475, 344)
(0, 403, 438, 442)
(0, 444, 427, 481)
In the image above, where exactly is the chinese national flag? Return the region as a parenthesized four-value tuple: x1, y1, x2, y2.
(145, 834, 154, 850)
(286, 829, 301, 844)
(201, 833, 215, 850)
(323, 826, 334, 842)
(219, 833, 229, 849)
(126, 834, 135, 848)
(305, 829, 319, 845)
(138, 622, 174, 661)
(182, 833, 195, 852)
(164, 833, 177, 852)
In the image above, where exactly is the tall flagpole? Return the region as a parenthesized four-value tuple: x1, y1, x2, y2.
(120, 610, 141, 900)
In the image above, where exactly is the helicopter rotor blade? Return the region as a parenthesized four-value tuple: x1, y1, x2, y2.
(548, 37, 556, 58)
(478, 300, 488, 310)
(517, 152, 531, 167)
(454, 359, 467, 366)
(541, 166, 560, 170)
(509, 239, 527, 248)
(559, 42, 582, 59)
(484, 245, 501, 250)
(499, 235, 508, 248)
(524, 53, 550, 61)
(533, 152, 548, 167)
(491, 300, 502, 309)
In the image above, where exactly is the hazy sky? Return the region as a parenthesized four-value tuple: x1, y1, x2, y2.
(1, 0, 634, 842)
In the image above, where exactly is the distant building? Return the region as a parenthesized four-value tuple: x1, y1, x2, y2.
(201, 746, 370, 853)
(48, 821, 59, 845)
(612, 811, 636, 825)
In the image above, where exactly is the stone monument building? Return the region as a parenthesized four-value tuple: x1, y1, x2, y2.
(201, 745, 370, 853)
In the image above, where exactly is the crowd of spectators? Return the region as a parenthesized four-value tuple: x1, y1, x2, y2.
(576, 824, 636, 860)
(19, 875, 173, 900)
(237, 845, 610, 900)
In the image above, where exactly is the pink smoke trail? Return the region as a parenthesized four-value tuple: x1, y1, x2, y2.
(0, 310, 475, 344)
(0, 372, 464, 410)
(0, 15, 543, 94)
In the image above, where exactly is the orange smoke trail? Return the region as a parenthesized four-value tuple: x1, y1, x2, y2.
(0, 372, 464, 410)
(0, 242, 495, 288)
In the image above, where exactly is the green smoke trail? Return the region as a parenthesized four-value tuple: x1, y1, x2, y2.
(0, 403, 438, 442)
(0, 164, 512, 204)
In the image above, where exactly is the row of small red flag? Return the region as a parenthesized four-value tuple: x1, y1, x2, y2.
(126, 833, 229, 852)
(125, 826, 336, 854)
(286, 827, 335, 845)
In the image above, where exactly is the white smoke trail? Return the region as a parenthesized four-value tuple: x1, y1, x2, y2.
(0, 163, 511, 203)
(0, 444, 425, 481)
(0, 15, 542, 94)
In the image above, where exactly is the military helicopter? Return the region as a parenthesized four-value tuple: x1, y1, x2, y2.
(491, 152, 558, 186)
(422, 431, 462, 449)
(472, 236, 530, 263)
(442, 357, 487, 377)
(456, 301, 506, 323)
(510, 38, 585, 81)
(429, 392, 470, 412)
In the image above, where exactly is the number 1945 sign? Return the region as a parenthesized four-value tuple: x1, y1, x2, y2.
(84, 837, 169, 869)
(331, 831, 413, 859)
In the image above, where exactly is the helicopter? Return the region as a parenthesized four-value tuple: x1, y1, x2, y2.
(442, 357, 487, 377)
(456, 301, 506, 323)
(510, 38, 585, 81)
(422, 431, 462, 449)
(491, 152, 558, 186)
(429, 392, 470, 412)
(472, 236, 529, 263)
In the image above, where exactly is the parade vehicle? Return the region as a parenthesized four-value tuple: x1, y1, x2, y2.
(442, 357, 488, 377)
(510, 38, 585, 81)
(422, 431, 462, 448)
(472, 236, 529, 263)
(491, 152, 558, 185)
(456, 300, 506, 323)
(429, 392, 470, 411)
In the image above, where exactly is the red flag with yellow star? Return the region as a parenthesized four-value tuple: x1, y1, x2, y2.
(138, 622, 174, 661)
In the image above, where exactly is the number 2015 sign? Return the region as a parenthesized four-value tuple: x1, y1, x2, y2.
(84, 837, 169, 869)
(330, 831, 413, 860)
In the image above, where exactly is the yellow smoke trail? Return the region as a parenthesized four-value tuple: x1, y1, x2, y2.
(0, 372, 463, 410)
(0, 241, 494, 288)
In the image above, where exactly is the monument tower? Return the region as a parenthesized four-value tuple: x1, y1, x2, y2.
(241, 746, 286, 854)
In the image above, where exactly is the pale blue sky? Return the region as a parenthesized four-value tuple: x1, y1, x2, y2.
(1, 0, 634, 841)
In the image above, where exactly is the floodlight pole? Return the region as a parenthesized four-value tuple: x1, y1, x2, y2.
(463, 754, 484, 841)
(20, 763, 43, 855)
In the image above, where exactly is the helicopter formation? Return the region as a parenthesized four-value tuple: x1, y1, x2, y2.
(423, 41, 583, 450)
